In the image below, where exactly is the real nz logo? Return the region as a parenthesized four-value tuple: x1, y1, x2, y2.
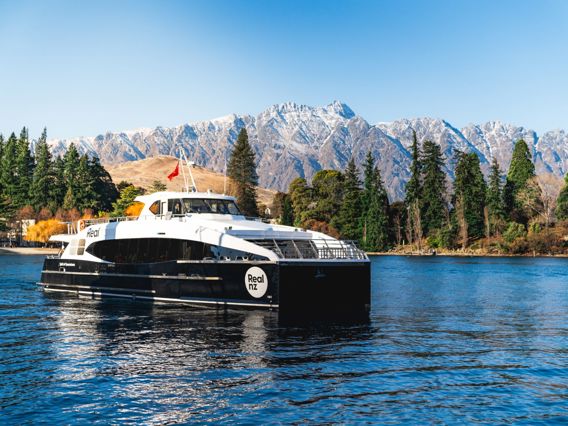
(244, 267, 268, 298)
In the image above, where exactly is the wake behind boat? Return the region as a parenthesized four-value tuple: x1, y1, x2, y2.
(39, 159, 370, 319)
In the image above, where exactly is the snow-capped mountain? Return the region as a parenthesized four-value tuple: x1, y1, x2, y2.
(47, 101, 568, 201)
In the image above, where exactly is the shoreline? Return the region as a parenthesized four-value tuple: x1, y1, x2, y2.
(0, 247, 60, 256)
(368, 251, 568, 258)
(1, 247, 567, 258)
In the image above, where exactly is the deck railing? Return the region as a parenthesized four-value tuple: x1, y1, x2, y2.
(246, 238, 367, 260)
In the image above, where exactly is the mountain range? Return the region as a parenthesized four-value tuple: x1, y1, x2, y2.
(47, 101, 568, 201)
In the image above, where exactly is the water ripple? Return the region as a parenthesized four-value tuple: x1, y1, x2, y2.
(1, 255, 568, 424)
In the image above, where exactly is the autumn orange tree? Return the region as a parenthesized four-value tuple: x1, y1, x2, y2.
(24, 219, 67, 245)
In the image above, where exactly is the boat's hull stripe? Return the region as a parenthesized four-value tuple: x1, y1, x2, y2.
(41, 270, 222, 281)
(38, 282, 156, 294)
(41, 285, 277, 308)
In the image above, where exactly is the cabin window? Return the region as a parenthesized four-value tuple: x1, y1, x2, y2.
(181, 198, 241, 215)
(168, 199, 183, 215)
(85, 238, 214, 264)
(149, 201, 161, 215)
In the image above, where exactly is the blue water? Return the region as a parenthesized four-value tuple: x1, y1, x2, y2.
(1, 255, 568, 424)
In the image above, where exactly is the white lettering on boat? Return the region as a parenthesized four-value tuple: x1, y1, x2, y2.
(244, 267, 268, 298)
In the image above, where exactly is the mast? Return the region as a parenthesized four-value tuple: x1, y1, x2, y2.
(179, 147, 197, 192)
(178, 147, 189, 192)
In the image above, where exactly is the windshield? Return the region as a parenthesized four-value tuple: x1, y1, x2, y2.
(181, 198, 241, 215)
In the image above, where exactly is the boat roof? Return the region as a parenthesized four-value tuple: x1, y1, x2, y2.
(135, 191, 237, 204)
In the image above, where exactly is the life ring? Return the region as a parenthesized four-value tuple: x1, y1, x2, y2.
(78, 220, 86, 231)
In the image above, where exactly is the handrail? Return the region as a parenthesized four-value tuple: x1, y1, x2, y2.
(61, 213, 270, 235)
(246, 238, 368, 260)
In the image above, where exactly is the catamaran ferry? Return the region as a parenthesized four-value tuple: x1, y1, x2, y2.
(39, 158, 370, 318)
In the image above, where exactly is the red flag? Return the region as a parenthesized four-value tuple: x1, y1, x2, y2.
(167, 162, 180, 181)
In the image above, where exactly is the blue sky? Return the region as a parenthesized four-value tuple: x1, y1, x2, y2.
(1, 0, 567, 139)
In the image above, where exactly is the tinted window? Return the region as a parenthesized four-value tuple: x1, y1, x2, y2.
(182, 198, 241, 215)
(86, 238, 213, 263)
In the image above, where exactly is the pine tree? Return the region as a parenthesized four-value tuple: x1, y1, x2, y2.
(227, 128, 258, 216)
(486, 157, 506, 235)
(288, 177, 312, 226)
(361, 151, 375, 214)
(281, 195, 294, 225)
(363, 166, 390, 251)
(452, 152, 487, 243)
(556, 173, 568, 221)
(89, 156, 119, 212)
(336, 157, 362, 240)
(405, 130, 421, 205)
(311, 169, 344, 226)
(75, 155, 96, 211)
(0, 134, 4, 195)
(503, 139, 535, 223)
(30, 128, 54, 209)
(14, 127, 34, 208)
(0, 133, 18, 205)
(404, 131, 422, 244)
(420, 140, 447, 236)
(62, 143, 80, 210)
(50, 156, 66, 210)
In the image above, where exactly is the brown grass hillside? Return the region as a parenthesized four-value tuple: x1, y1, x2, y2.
(106, 155, 276, 206)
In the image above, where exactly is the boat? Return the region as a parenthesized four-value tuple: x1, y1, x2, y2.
(39, 158, 370, 319)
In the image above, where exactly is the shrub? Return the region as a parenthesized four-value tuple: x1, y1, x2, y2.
(503, 222, 526, 243)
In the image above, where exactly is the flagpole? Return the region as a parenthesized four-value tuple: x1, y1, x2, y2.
(179, 148, 197, 192)
(179, 147, 189, 192)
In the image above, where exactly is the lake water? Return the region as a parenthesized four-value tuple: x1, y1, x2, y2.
(1, 255, 567, 424)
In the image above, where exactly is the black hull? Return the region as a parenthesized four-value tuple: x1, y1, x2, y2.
(40, 258, 370, 318)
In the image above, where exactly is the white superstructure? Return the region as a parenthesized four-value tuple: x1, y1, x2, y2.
(51, 190, 367, 264)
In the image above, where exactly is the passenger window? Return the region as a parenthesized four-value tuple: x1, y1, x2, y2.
(77, 239, 86, 255)
(149, 201, 161, 215)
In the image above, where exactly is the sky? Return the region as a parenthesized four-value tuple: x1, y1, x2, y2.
(1, 0, 567, 140)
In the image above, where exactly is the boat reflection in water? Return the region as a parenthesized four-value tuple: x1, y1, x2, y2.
(43, 292, 371, 423)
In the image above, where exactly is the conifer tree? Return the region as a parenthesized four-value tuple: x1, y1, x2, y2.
(50, 156, 66, 210)
(486, 157, 506, 234)
(30, 128, 54, 209)
(14, 127, 34, 208)
(361, 151, 376, 214)
(503, 139, 535, 223)
(0, 133, 18, 204)
(288, 177, 312, 226)
(556, 173, 568, 221)
(337, 157, 362, 240)
(89, 156, 119, 212)
(452, 152, 487, 242)
(404, 131, 422, 244)
(0, 134, 4, 195)
(311, 169, 344, 225)
(75, 155, 96, 211)
(62, 143, 80, 209)
(405, 130, 421, 206)
(227, 128, 258, 216)
(363, 166, 389, 251)
(281, 195, 294, 226)
(420, 140, 447, 236)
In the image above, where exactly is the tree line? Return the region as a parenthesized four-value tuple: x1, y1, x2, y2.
(0, 128, 119, 233)
(270, 131, 568, 254)
(2, 125, 567, 254)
